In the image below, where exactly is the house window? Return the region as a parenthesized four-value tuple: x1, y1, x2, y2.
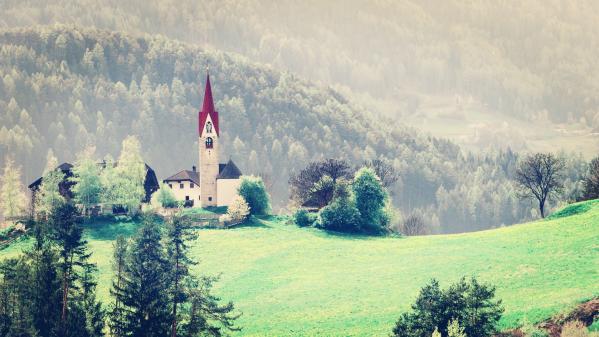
(208, 196, 212, 201)
(168, 184, 172, 189)
(185, 196, 190, 201)
(180, 183, 184, 189)
(190, 183, 194, 188)
(206, 121, 212, 133)
(198, 195, 201, 200)
(205, 137, 213, 148)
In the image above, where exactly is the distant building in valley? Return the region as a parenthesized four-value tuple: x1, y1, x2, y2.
(28, 161, 159, 213)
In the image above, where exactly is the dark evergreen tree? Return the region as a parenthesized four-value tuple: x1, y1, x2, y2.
(118, 216, 171, 337)
(180, 276, 241, 337)
(391, 277, 503, 337)
(0, 258, 36, 337)
(48, 203, 93, 336)
(80, 263, 104, 337)
(165, 214, 197, 337)
(108, 236, 129, 337)
(27, 234, 62, 337)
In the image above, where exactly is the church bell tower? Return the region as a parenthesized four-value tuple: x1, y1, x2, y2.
(198, 72, 219, 207)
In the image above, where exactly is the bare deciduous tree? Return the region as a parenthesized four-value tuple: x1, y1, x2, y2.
(401, 211, 428, 236)
(514, 153, 565, 218)
(363, 159, 399, 188)
(582, 156, 599, 201)
(289, 158, 352, 208)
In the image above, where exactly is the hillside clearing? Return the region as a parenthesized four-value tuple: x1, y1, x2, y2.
(1, 201, 598, 336)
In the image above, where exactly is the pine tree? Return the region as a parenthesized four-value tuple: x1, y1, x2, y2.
(165, 214, 197, 337)
(0, 155, 28, 218)
(109, 235, 129, 337)
(80, 263, 104, 337)
(48, 203, 93, 336)
(181, 276, 241, 337)
(26, 226, 62, 337)
(118, 216, 171, 337)
(0, 258, 36, 337)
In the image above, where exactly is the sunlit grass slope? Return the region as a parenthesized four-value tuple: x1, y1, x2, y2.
(2, 201, 598, 336)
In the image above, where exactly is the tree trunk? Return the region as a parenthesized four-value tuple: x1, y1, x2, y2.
(539, 200, 545, 218)
(170, 245, 180, 337)
(61, 254, 73, 335)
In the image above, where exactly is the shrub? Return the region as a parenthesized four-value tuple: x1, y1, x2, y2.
(293, 209, 317, 227)
(227, 196, 250, 224)
(561, 321, 597, 337)
(151, 182, 178, 208)
(318, 181, 361, 232)
(238, 176, 271, 215)
(352, 167, 389, 233)
(392, 277, 503, 337)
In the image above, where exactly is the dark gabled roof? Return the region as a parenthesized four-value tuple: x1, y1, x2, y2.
(217, 159, 242, 179)
(163, 170, 200, 185)
(28, 162, 74, 189)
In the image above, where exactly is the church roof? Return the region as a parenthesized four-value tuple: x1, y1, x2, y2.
(217, 159, 242, 179)
(198, 73, 219, 137)
(163, 170, 200, 185)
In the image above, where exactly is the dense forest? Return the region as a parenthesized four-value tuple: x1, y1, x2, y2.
(0, 0, 598, 137)
(0, 26, 588, 232)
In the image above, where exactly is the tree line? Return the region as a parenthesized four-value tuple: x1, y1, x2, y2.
(289, 154, 599, 235)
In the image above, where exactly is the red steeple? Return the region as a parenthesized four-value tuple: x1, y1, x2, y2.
(199, 72, 219, 136)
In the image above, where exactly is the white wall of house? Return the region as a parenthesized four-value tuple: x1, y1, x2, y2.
(166, 180, 201, 205)
(216, 179, 241, 207)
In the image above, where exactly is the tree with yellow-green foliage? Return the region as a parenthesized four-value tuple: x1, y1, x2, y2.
(35, 150, 65, 217)
(0, 155, 27, 218)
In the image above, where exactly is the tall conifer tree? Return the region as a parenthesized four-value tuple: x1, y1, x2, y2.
(118, 216, 171, 337)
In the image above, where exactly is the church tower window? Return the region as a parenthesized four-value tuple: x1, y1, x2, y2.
(206, 121, 212, 133)
(206, 137, 213, 148)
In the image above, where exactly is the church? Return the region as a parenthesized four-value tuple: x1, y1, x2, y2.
(163, 74, 243, 208)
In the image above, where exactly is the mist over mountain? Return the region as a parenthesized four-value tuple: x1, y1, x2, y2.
(1, 0, 597, 155)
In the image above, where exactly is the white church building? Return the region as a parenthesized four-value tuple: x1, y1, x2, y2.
(163, 74, 243, 207)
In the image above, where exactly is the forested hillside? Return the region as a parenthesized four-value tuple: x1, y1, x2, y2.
(0, 0, 598, 154)
(0, 26, 587, 232)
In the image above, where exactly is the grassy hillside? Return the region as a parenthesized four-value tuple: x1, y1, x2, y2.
(2, 201, 598, 336)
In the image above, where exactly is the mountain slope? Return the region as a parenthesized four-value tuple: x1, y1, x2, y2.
(1, 1, 598, 154)
(2, 201, 597, 336)
(0, 26, 587, 231)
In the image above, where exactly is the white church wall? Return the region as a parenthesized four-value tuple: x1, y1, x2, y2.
(217, 179, 242, 207)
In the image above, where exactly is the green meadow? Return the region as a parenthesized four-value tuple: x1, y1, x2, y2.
(1, 200, 598, 336)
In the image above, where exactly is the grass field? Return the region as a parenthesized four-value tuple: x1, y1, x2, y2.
(1, 201, 598, 336)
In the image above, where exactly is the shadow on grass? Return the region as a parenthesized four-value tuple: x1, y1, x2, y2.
(229, 216, 272, 229)
(309, 227, 389, 241)
(547, 199, 598, 220)
(83, 216, 145, 241)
